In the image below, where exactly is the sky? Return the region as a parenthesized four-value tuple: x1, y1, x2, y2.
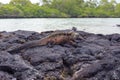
(0, 0, 40, 4)
(0, 0, 120, 4)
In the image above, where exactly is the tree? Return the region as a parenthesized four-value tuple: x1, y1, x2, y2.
(48, 0, 85, 17)
(0, 4, 24, 17)
(0, 2, 3, 7)
(96, 0, 116, 17)
(42, 0, 51, 5)
(83, 0, 98, 17)
(115, 3, 120, 17)
(10, 0, 32, 6)
(0, 0, 120, 18)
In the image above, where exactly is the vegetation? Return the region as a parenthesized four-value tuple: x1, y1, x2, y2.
(0, 0, 120, 18)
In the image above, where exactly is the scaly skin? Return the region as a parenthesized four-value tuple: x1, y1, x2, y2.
(8, 31, 81, 53)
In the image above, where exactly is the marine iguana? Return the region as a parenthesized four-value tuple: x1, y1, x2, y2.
(8, 31, 83, 53)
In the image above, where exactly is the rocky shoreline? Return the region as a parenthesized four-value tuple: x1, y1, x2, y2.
(0, 30, 120, 80)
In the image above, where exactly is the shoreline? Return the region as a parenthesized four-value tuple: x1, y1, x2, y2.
(0, 17, 120, 19)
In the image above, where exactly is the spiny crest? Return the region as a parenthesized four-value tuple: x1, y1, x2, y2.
(44, 31, 80, 40)
(47, 31, 73, 38)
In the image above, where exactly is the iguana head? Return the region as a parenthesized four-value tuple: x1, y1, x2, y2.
(69, 31, 79, 39)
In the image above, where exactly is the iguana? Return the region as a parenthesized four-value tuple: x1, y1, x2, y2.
(8, 31, 83, 53)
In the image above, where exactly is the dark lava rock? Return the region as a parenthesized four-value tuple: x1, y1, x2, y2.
(0, 30, 120, 80)
(0, 71, 16, 80)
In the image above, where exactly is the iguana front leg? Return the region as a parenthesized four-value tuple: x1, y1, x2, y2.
(68, 40, 78, 47)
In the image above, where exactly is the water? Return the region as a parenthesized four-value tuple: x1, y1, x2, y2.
(0, 18, 120, 34)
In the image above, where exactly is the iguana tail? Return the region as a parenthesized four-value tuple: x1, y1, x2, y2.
(8, 40, 41, 53)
